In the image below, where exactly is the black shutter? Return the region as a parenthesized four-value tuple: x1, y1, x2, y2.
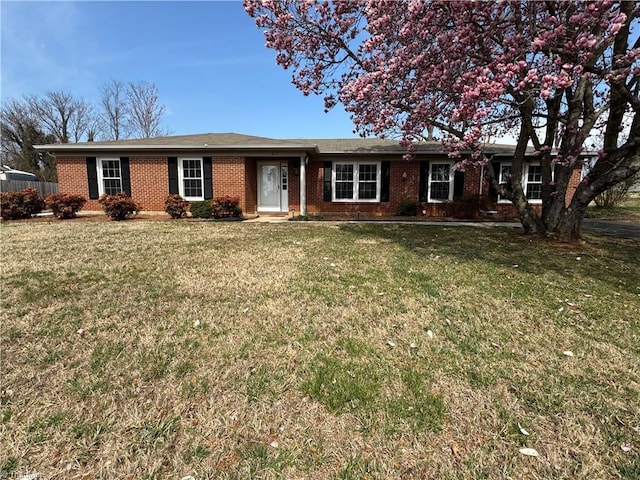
(488, 161, 500, 203)
(86, 157, 98, 199)
(168, 157, 178, 194)
(453, 170, 465, 199)
(203, 157, 213, 200)
(120, 157, 131, 196)
(323, 161, 332, 202)
(380, 161, 390, 202)
(418, 160, 429, 202)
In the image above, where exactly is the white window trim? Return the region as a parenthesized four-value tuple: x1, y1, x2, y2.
(96, 157, 122, 196)
(427, 162, 454, 203)
(332, 161, 381, 202)
(178, 157, 204, 201)
(497, 163, 512, 204)
(524, 163, 543, 204)
(495, 162, 546, 204)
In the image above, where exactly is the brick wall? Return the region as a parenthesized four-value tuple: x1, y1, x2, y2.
(57, 155, 250, 212)
(565, 165, 582, 207)
(130, 156, 169, 210)
(56, 154, 584, 219)
(56, 156, 95, 207)
(306, 158, 420, 216)
(213, 156, 247, 212)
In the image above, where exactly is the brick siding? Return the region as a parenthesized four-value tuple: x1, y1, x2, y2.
(56, 154, 581, 219)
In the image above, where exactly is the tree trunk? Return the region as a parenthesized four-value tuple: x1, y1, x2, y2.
(548, 204, 589, 243)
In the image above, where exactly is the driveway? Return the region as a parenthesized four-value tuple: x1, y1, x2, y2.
(582, 219, 640, 240)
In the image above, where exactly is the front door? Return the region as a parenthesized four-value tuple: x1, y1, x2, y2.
(258, 163, 289, 212)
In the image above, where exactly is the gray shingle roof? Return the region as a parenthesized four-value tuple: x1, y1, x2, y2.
(35, 132, 521, 156)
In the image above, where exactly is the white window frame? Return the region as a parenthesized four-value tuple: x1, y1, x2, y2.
(495, 162, 545, 204)
(178, 158, 204, 201)
(427, 162, 454, 203)
(524, 163, 543, 204)
(97, 158, 122, 196)
(332, 161, 381, 202)
(498, 163, 512, 203)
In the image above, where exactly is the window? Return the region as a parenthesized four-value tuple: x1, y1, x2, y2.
(525, 164, 543, 201)
(332, 162, 380, 201)
(498, 163, 512, 203)
(98, 158, 122, 195)
(179, 158, 203, 201)
(428, 162, 454, 202)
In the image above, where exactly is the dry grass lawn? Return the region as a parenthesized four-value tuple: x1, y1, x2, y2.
(1, 219, 639, 479)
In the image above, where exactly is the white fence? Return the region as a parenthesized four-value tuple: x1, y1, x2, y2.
(0, 180, 59, 197)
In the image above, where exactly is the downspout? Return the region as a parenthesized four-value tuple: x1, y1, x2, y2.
(300, 155, 307, 216)
(479, 164, 484, 195)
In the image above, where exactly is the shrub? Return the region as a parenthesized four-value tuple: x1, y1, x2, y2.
(594, 172, 640, 208)
(98, 193, 140, 220)
(396, 198, 419, 216)
(164, 194, 189, 219)
(45, 194, 87, 219)
(447, 195, 492, 219)
(189, 200, 212, 218)
(212, 196, 242, 218)
(0, 188, 45, 220)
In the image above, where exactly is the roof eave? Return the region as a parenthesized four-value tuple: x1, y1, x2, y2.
(34, 143, 321, 154)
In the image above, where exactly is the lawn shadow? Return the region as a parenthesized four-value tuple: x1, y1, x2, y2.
(336, 223, 640, 296)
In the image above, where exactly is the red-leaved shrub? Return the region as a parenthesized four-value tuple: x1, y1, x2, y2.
(45, 193, 87, 219)
(0, 188, 45, 220)
(98, 192, 140, 220)
(164, 194, 189, 219)
(212, 196, 242, 218)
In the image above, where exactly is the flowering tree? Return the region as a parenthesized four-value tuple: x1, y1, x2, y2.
(245, 0, 639, 241)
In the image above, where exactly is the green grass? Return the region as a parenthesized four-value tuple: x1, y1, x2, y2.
(1, 219, 639, 479)
(586, 193, 640, 220)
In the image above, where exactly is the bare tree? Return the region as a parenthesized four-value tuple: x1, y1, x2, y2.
(99, 79, 130, 140)
(126, 80, 167, 138)
(1, 97, 57, 180)
(1, 98, 33, 162)
(28, 91, 94, 144)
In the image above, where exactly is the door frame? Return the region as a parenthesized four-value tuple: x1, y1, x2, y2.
(257, 162, 289, 213)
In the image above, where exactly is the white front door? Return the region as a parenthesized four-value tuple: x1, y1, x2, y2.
(258, 163, 289, 212)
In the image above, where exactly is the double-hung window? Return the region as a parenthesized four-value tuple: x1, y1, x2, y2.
(97, 158, 122, 196)
(428, 162, 454, 202)
(525, 164, 543, 201)
(333, 162, 380, 201)
(178, 158, 204, 201)
(498, 163, 512, 203)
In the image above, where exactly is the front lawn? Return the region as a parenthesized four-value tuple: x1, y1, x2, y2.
(1, 220, 638, 479)
(586, 193, 640, 221)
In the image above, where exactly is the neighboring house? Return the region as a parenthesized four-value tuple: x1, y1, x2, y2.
(34, 132, 583, 218)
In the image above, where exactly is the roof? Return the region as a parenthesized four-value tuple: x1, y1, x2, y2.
(34, 132, 521, 156)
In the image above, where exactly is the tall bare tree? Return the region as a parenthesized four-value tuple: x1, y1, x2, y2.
(1, 97, 57, 180)
(99, 79, 130, 140)
(126, 80, 167, 138)
(28, 91, 94, 144)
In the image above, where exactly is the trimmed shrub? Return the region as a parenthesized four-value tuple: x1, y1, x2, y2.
(189, 200, 212, 218)
(98, 193, 140, 220)
(0, 188, 45, 220)
(45, 194, 87, 219)
(447, 195, 492, 219)
(212, 196, 242, 219)
(396, 198, 419, 216)
(164, 194, 189, 219)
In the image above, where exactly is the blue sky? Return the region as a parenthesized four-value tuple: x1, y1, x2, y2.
(0, 0, 358, 139)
